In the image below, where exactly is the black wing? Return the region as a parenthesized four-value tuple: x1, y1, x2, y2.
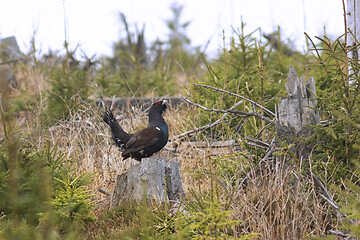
(103, 108, 133, 148)
(122, 127, 161, 156)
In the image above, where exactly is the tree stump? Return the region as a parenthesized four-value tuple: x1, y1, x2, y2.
(110, 157, 185, 208)
(240, 66, 322, 187)
(275, 66, 349, 220)
(278, 65, 319, 132)
(276, 66, 320, 160)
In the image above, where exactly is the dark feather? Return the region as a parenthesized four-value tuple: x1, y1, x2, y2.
(103, 108, 133, 148)
(103, 100, 169, 161)
(122, 127, 161, 156)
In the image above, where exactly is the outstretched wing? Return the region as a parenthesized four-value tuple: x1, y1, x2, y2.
(103, 108, 133, 148)
(122, 127, 161, 156)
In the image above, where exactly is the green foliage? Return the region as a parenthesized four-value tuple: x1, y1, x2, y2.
(97, 5, 200, 97)
(0, 97, 96, 238)
(0, 139, 97, 238)
(188, 23, 308, 142)
(10, 91, 38, 113)
(339, 178, 360, 238)
(0, 140, 51, 225)
(176, 157, 258, 239)
(96, 12, 150, 97)
(45, 160, 97, 234)
(152, 201, 181, 239)
(164, 3, 198, 74)
(179, 194, 242, 239)
(304, 35, 360, 235)
(306, 34, 360, 182)
(45, 50, 91, 124)
(0, 220, 44, 240)
(46, 66, 89, 122)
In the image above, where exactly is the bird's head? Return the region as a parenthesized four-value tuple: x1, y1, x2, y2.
(149, 99, 167, 115)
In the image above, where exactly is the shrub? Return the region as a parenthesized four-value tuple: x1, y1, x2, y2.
(187, 23, 309, 143)
(306, 34, 360, 183)
(97, 5, 200, 98)
(46, 64, 90, 124)
(0, 94, 96, 237)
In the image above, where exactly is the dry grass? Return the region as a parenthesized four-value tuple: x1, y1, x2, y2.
(43, 103, 211, 200)
(40, 104, 337, 239)
(231, 168, 335, 239)
(3, 63, 342, 239)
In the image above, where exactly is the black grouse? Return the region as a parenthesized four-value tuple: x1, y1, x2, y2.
(103, 100, 169, 161)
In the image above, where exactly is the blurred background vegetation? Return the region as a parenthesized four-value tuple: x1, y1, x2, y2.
(0, 3, 359, 239)
(97, 5, 201, 98)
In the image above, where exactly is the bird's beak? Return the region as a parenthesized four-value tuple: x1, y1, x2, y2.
(158, 96, 168, 103)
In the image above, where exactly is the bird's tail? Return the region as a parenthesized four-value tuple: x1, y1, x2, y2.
(103, 108, 133, 148)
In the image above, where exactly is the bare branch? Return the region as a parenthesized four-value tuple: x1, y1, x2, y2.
(311, 173, 355, 224)
(97, 187, 110, 196)
(240, 138, 276, 188)
(194, 83, 276, 117)
(173, 117, 238, 141)
(244, 141, 268, 150)
(174, 94, 248, 141)
(180, 94, 275, 124)
(246, 137, 270, 149)
(327, 230, 349, 238)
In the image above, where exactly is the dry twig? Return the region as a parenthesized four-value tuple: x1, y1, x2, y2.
(180, 95, 275, 124)
(327, 230, 349, 238)
(194, 83, 276, 117)
(173, 117, 237, 141)
(311, 173, 355, 224)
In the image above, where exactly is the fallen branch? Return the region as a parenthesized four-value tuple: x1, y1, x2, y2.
(97, 187, 110, 196)
(244, 142, 268, 150)
(311, 173, 355, 224)
(327, 230, 349, 238)
(246, 137, 270, 149)
(240, 138, 276, 188)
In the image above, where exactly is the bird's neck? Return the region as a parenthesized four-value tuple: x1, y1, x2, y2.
(148, 113, 167, 127)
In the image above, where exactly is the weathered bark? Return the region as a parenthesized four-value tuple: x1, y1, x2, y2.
(243, 66, 320, 185)
(278, 66, 319, 133)
(276, 66, 319, 160)
(275, 67, 351, 222)
(110, 157, 184, 208)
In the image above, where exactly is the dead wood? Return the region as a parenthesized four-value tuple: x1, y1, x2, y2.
(179, 66, 353, 230)
(110, 157, 185, 208)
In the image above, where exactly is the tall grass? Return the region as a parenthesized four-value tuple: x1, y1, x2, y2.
(2, 57, 357, 238)
(1, 10, 359, 238)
